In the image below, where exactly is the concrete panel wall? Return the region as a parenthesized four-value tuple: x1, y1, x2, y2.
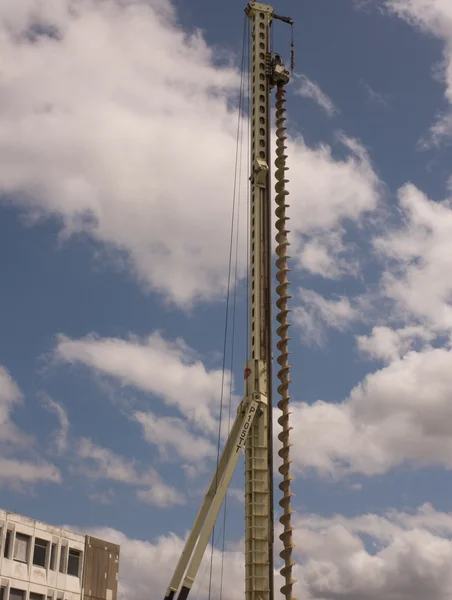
(82, 537, 119, 600)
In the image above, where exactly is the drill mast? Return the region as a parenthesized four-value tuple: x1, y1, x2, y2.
(162, 4, 295, 600)
(244, 3, 274, 599)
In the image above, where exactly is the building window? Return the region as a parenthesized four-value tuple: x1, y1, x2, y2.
(4, 530, 11, 558)
(50, 543, 56, 570)
(0, 587, 5, 600)
(14, 533, 29, 563)
(30, 594, 45, 600)
(33, 538, 48, 568)
(59, 545, 66, 573)
(9, 589, 25, 600)
(67, 549, 81, 577)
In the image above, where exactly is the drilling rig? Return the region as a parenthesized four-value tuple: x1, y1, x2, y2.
(163, 3, 295, 600)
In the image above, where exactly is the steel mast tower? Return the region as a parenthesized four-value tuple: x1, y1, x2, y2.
(245, 3, 276, 599)
(163, 3, 295, 600)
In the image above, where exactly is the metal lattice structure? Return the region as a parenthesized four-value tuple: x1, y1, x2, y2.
(245, 4, 275, 599)
(163, 4, 295, 600)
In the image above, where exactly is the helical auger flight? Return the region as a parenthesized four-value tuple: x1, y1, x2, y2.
(275, 82, 296, 600)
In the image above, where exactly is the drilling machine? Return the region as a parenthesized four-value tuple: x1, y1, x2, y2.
(163, 4, 295, 599)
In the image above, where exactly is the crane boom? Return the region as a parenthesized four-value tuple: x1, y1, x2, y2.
(162, 4, 293, 600)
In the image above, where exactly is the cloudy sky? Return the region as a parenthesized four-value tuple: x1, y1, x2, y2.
(2, 0, 452, 598)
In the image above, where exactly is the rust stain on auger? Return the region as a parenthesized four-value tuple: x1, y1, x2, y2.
(274, 82, 296, 600)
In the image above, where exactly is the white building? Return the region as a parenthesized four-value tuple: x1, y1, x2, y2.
(0, 510, 119, 600)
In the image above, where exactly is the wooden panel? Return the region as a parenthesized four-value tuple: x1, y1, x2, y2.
(82, 536, 119, 600)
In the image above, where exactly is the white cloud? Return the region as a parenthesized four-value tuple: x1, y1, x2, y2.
(77, 438, 184, 507)
(295, 503, 452, 600)
(0, 0, 381, 306)
(136, 485, 184, 509)
(357, 325, 435, 362)
(427, 112, 452, 146)
(288, 134, 380, 234)
(293, 288, 361, 345)
(0, 366, 22, 405)
(374, 183, 452, 331)
(54, 332, 236, 484)
(41, 393, 70, 453)
(77, 438, 145, 484)
(0, 0, 242, 307)
(362, 81, 391, 107)
(349, 482, 363, 491)
(298, 237, 338, 276)
(386, 0, 452, 54)
(285, 51, 452, 482)
(0, 457, 61, 485)
(133, 411, 216, 464)
(227, 487, 245, 504)
(89, 489, 115, 505)
(291, 184, 452, 473)
(54, 332, 228, 432)
(0, 365, 27, 447)
(290, 346, 452, 477)
(386, 0, 452, 144)
(288, 134, 380, 283)
(297, 229, 359, 279)
(295, 74, 339, 117)
(0, 366, 61, 485)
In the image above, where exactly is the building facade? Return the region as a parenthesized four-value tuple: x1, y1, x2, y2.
(0, 510, 119, 600)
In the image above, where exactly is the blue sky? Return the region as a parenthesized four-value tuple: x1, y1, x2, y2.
(3, 0, 452, 598)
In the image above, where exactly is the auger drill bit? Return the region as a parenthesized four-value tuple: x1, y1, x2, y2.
(274, 82, 296, 600)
